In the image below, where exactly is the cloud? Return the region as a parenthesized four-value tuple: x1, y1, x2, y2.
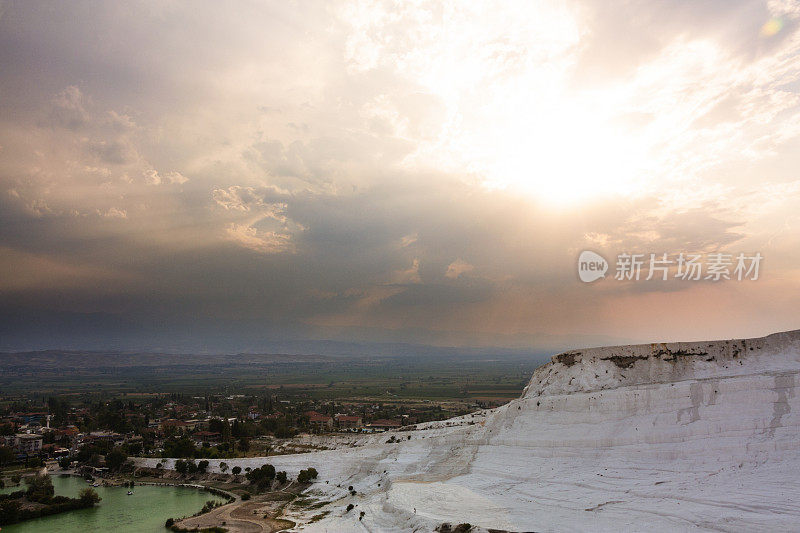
(47, 86, 89, 130)
(0, 1, 799, 350)
(100, 207, 127, 219)
(145, 169, 189, 185)
(392, 258, 421, 284)
(224, 223, 293, 254)
(445, 259, 474, 279)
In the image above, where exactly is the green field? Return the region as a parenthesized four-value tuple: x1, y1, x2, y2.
(0, 352, 547, 404)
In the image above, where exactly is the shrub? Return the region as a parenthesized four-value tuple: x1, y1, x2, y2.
(25, 474, 55, 503)
(105, 447, 128, 471)
(78, 488, 101, 506)
(165, 517, 175, 527)
(241, 492, 251, 501)
(174, 459, 187, 475)
(231, 466, 241, 475)
(346, 503, 354, 512)
(0, 500, 21, 524)
(297, 468, 318, 483)
(200, 500, 220, 514)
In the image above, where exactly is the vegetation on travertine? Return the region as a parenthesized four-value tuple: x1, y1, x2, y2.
(245, 463, 275, 491)
(297, 467, 318, 483)
(0, 475, 101, 526)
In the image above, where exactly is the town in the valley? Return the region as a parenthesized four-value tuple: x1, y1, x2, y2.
(0, 392, 496, 471)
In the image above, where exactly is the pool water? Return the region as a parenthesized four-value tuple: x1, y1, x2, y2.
(0, 474, 225, 532)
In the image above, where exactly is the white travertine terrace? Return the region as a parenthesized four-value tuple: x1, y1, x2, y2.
(139, 329, 800, 532)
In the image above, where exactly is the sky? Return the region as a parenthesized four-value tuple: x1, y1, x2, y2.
(1, 0, 800, 353)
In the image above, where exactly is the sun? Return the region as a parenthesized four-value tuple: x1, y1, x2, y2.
(477, 100, 650, 205)
(387, 0, 654, 207)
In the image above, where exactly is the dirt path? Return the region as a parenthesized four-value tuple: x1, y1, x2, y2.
(178, 499, 267, 532)
(176, 495, 296, 533)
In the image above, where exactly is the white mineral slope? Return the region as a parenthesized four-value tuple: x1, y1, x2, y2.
(139, 329, 800, 532)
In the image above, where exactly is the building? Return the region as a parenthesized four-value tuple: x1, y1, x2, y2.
(14, 433, 43, 454)
(15, 412, 47, 425)
(305, 411, 333, 430)
(193, 431, 222, 444)
(368, 419, 402, 431)
(334, 414, 363, 429)
(41, 444, 70, 458)
(160, 419, 192, 432)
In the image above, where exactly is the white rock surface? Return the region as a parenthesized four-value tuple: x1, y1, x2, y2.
(138, 329, 800, 532)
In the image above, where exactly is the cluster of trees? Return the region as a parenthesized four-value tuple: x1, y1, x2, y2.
(0, 475, 101, 526)
(44, 397, 150, 435)
(245, 464, 279, 492)
(161, 436, 242, 459)
(210, 415, 297, 441)
(168, 459, 299, 490)
(174, 459, 210, 476)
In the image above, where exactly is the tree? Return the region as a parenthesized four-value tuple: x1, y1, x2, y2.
(245, 464, 276, 491)
(297, 467, 318, 483)
(276, 471, 287, 484)
(126, 442, 142, 456)
(197, 460, 209, 473)
(0, 445, 14, 467)
(0, 500, 21, 524)
(79, 487, 101, 506)
(58, 456, 72, 469)
(25, 474, 55, 502)
(105, 447, 128, 471)
(162, 437, 197, 459)
(208, 418, 231, 442)
(219, 462, 228, 473)
(237, 437, 250, 453)
(175, 459, 189, 475)
(231, 466, 241, 475)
